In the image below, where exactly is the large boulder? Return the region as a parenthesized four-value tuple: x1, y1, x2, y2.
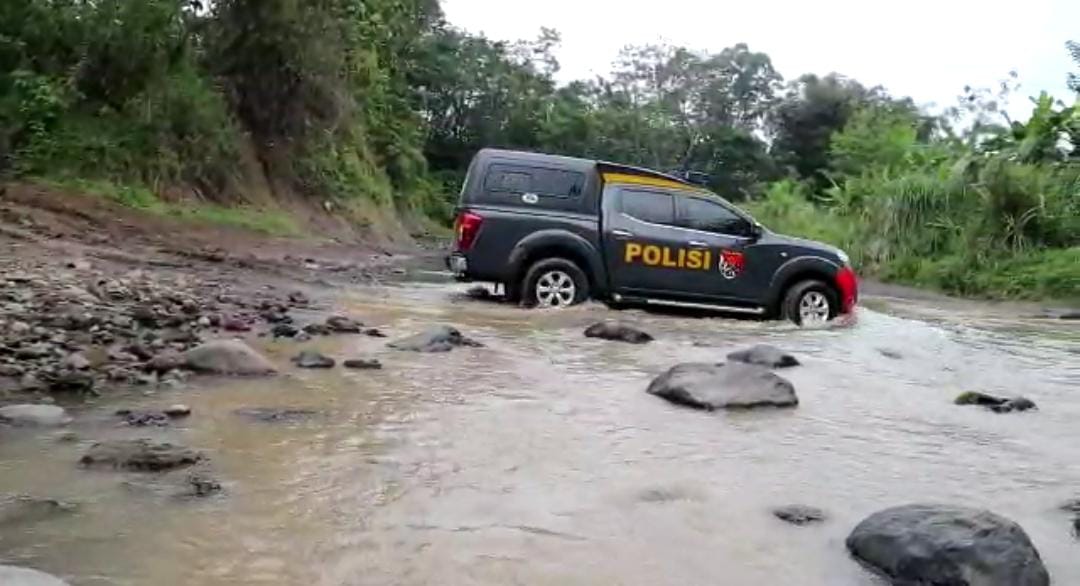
(583, 321, 653, 344)
(79, 439, 203, 472)
(388, 326, 482, 353)
(646, 363, 797, 410)
(181, 340, 276, 375)
(726, 344, 799, 368)
(0, 566, 70, 586)
(846, 504, 1049, 586)
(0, 404, 72, 427)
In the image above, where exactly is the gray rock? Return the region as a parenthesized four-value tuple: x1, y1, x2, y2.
(182, 340, 276, 375)
(876, 347, 903, 360)
(388, 326, 482, 353)
(164, 404, 192, 418)
(272, 323, 299, 338)
(0, 566, 70, 586)
(233, 407, 318, 423)
(846, 504, 1049, 586)
(727, 344, 800, 368)
(115, 409, 171, 427)
(325, 315, 363, 333)
(364, 327, 387, 338)
(184, 473, 223, 498)
(146, 350, 185, 374)
(291, 351, 335, 369)
(583, 321, 653, 344)
(773, 504, 826, 525)
(0, 404, 72, 427)
(955, 391, 1037, 413)
(222, 317, 251, 332)
(646, 362, 797, 410)
(62, 352, 91, 371)
(302, 323, 331, 336)
(44, 371, 95, 394)
(79, 439, 203, 472)
(344, 358, 382, 370)
(0, 495, 78, 527)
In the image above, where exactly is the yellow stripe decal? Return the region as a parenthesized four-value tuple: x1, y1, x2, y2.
(601, 172, 706, 193)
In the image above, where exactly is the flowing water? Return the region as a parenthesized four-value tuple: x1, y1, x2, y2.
(1, 278, 1078, 585)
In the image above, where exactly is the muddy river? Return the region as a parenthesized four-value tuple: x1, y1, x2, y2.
(2, 277, 1078, 585)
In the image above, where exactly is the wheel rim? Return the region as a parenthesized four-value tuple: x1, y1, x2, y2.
(798, 291, 831, 324)
(535, 270, 576, 307)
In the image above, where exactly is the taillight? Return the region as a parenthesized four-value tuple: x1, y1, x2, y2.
(454, 211, 483, 251)
(835, 266, 859, 313)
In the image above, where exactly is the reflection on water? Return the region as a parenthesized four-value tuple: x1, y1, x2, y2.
(1, 282, 1078, 585)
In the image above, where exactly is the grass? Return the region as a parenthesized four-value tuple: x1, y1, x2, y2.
(35, 177, 302, 237)
(745, 179, 1079, 303)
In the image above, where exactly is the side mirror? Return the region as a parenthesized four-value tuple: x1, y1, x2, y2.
(748, 221, 764, 240)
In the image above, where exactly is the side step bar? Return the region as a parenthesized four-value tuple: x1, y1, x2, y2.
(613, 294, 766, 315)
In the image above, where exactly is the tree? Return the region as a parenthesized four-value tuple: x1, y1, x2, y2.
(769, 74, 884, 186)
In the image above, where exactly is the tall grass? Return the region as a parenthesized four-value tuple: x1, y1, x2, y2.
(749, 160, 1080, 302)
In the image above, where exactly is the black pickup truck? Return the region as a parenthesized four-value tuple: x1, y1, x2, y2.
(447, 149, 858, 324)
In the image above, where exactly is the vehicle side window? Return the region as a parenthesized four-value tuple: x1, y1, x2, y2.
(484, 163, 584, 198)
(620, 189, 675, 225)
(677, 197, 751, 236)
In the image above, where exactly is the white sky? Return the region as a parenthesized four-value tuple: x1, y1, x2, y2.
(443, 0, 1078, 122)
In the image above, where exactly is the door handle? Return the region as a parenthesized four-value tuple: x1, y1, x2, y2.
(688, 240, 709, 248)
(611, 229, 634, 239)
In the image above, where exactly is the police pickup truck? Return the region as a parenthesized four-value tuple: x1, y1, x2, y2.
(447, 149, 858, 324)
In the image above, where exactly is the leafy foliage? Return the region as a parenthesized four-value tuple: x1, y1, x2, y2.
(0, 3, 1076, 299)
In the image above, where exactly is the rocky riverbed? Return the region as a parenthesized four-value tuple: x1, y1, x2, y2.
(1, 271, 1077, 585)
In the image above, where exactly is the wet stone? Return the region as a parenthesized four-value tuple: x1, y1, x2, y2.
(343, 358, 382, 370)
(773, 504, 826, 525)
(292, 351, 335, 369)
(0, 404, 72, 427)
(846, 504, 1049, 586)
(727, 344, 800, 368)
(955, 391, 1037, 413)
(326, 315, 363, 333)
(115, 409, 171, 427)
(182, 340, 276, 376)
(272, 323, 299, 338)
(583, 321, 654, 344)
(80, 439, 203, 472)
(647, 362, 798, 410)
(184, 474, 223, 498)
(388, 326, 482, 353)
(233, 407, 318, 424)
(302, 323, 331, 336)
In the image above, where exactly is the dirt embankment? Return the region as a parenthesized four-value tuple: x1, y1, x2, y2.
(0, 182, 432, 402)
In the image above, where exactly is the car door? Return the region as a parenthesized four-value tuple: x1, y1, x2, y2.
(674, 195, 765, 302)
(604, 186, 703, 296)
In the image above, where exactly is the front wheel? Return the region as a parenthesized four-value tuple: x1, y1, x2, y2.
(781, 279, 839, 325)
(521, 258, 590, 308)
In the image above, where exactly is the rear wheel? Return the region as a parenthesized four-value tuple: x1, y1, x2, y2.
(521, 258, 590, 308)
(781, 279, 839, 325)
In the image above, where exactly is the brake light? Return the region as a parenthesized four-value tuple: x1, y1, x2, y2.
(454, 211, 483, 251)
(835, 266, 859, 313)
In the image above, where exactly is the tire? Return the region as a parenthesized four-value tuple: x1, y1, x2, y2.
(781, 279, 839, 325)
(520, 258, 590, 308)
